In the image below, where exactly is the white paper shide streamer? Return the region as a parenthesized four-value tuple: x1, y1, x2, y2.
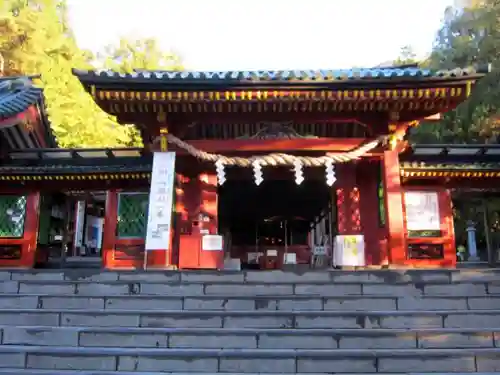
(252, 160, 263, 186)
(215, 159, 226, 185)
(325, 160, 336, 186)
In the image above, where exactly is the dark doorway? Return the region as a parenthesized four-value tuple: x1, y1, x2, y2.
(218, 178, 333, 267)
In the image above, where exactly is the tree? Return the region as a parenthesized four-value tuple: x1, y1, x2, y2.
(410, 1, 500, 144)
(0, 0, 139, 147)
(393, 45, 419, 66)
(97, 37, 183, 73)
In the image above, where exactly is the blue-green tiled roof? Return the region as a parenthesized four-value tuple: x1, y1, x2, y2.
(0, 76, 43, 119)
(73, 65, 491, 84)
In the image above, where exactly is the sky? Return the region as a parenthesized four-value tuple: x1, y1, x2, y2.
(67, 0, 456, 71)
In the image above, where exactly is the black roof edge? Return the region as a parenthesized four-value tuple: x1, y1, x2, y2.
(409, 143, 500, 149)
(36, 97, 58, 148)
(72, 76, 488, 94)
(401, 143, 500, 163)
(7, 146, 146, 154)
(0, 74, 41, 82)
(71, 66, 491, 89)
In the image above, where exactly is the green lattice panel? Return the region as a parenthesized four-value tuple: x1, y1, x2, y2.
(0, 195, 27, 238)
(116, 193, 149, 239)
(378, 165, 386, 227)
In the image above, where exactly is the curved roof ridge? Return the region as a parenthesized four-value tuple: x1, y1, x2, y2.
(73, 64, 491, 84)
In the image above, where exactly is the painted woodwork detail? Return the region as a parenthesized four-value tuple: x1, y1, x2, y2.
(102, 100, 456, 116)
(183, 121, 369, 140)
(334, 164, 363, 235)
(96, 86, 465, 104)
(242, 122, 313, 139)
(401, 169, 500, 179)
(349, 187, 362, 232)
(94, 86, 467, 117)
(335, 188, 346, 234)
(0, 173, 151, 182)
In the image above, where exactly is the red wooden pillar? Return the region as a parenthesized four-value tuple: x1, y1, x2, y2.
(382, 150, 406, 265)
(440, 189, 456, 267)
(145, 240, 172, 269)
(177, 172, 220, 269)
(102, 190, 118, 269)
(23, 192, 41, 268)
(357, 161, 383, 265)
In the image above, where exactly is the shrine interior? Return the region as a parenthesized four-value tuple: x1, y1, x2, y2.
(36, 191, 106, 268)
(218, 176, 334, 267)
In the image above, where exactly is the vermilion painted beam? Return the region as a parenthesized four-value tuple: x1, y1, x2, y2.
(403, 178, 500, 189)
(170, 138, 375, 153)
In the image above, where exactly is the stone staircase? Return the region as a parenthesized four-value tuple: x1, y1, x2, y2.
(0, 269, 499, 374)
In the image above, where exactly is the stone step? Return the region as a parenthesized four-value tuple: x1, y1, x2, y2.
(2, 279, 499, 297)
(0, 374, 473, 375)
(3, 268, 500, 284)
(1, 326, 498, 349)
(0, 308, 498, 329)
(1, 293, 498, 310)
(0, 346, 499, 372)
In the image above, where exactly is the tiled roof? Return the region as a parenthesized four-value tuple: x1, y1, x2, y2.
(0, 164, 152, 175)
(0, 76, 43, 119)
(0, 148, 152, 175)
(72, 65, 491, 84)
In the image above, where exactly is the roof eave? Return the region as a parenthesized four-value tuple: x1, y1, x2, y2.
(74, 75, 486, 93)
(72, 66, 489, 92)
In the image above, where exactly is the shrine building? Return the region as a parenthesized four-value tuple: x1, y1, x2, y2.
(0, 65, 492, 270)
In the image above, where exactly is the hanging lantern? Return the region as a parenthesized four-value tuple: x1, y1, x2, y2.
(252, 160, 263, 186)
(293, 159, 304, 185)
(325, 160, 336, 186)
(215, 159, 226, 185)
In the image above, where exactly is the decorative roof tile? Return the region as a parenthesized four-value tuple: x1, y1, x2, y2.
(0, 76, 43, 119)
(72, 65, 491, 85)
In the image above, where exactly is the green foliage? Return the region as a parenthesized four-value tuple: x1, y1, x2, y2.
(409, 1, 500, 144)
(393, 45, 419, 66)
(0, 0, 139, 147)
(0, 1, 182, 148)
(97, 37, 183, 73)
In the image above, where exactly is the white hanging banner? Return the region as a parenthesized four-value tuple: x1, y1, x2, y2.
(145, 152, 176, 251)
(73, 201, 86, 251)
(404, 191, 440, 231)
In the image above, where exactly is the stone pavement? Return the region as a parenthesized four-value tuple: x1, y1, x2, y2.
(0, 268, 499, 374)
